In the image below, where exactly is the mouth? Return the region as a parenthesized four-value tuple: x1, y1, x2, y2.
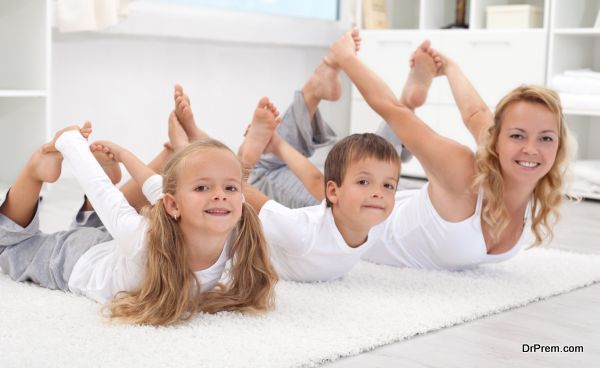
(362, 205, 385, 211)
(514, 160, 540, 169)
(204, 208, 231, 216)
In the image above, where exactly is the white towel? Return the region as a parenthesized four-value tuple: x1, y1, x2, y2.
(57, 0, 129, 32)
(573, 160, 600, 186)
(558, 92, 600, 113)
(564, 69, 600, 80)
(551, 74, 600, 95)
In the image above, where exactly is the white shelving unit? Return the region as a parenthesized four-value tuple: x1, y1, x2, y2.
(0, 0, 50, 194)
(351, 0, 550, 178)
(548, 0, 600, 199)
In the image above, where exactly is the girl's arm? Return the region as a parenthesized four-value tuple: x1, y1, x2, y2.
(265, 132, 325, 202)
(328, 31, 475, 198)
(55, 132, 146, 242)
(432, 50, 493, 145)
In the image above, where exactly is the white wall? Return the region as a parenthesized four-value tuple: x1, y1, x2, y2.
(51, 32, 352, 166)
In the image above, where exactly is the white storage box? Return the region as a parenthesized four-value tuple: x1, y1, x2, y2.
(486, 5, 542, 29)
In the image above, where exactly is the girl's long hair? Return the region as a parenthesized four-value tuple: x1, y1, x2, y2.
(473, 85, 576, 246)
(106, 139, 278, 325)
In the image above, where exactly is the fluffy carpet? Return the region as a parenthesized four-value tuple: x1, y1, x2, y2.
(1, 248, 599, 368)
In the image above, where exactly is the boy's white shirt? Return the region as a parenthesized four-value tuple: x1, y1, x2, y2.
(258, 199, 386, 282)
(56, 131, 227, 304)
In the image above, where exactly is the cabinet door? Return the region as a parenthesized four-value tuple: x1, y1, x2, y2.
(438, 31, 547, 106)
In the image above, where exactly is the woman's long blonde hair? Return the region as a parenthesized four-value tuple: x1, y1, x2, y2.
(473, 85, 575, 246)
(106, 139, 278, 325)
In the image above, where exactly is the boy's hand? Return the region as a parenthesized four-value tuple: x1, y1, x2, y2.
(90, 140, 127, 163)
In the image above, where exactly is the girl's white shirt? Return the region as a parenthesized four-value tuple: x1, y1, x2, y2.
(56, 131, 228, 304)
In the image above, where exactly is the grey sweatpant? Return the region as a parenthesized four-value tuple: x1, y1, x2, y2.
(0, 192, 112, 291)
(248, 90, 412, 209)
(249, 91, 337, 208)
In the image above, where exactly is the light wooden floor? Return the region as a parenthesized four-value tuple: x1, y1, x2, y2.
(327, 188, 600, 368)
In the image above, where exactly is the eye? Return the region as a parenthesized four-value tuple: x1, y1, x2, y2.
(225, 185, 238, 192)
(540, 136, 555, 143)
(509, 133, 524, 140)
(194, 185, 209, 192)
(384, 183, 396, 190)
(357, 179, 369, 185)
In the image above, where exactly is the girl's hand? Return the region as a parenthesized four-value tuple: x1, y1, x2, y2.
(41, 122, 92, 153)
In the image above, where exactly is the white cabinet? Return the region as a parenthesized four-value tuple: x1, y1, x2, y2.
(548, 0, 600, 199)
(351, 0, 600, 199)
(0, 0, 50, 191)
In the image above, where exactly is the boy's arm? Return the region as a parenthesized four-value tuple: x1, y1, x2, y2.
(243, 184, 270, 214)
(91, 140, 156, 190)
(266, 132, 325, 202)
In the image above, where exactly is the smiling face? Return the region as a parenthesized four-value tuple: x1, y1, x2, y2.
(326, 157, 399, 230)
(495, 101, 560, 186)
(170, 148, 244, 236)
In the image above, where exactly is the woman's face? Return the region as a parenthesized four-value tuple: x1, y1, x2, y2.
(495, 101, 560, 186)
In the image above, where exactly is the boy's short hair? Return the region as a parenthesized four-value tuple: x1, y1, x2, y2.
(324, 133, 400, 207)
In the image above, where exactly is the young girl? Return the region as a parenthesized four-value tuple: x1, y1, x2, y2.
(0, 123, 277, 325)
(322, 30, 574, 270)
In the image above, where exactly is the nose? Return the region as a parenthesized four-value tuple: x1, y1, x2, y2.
(212, 188, 227, 201)
(371, 189, 383, 199)
(522, 139, 539, 155)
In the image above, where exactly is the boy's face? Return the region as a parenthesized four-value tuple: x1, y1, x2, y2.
(327, 157, 399, 229)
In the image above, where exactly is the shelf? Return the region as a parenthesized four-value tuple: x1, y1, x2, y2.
(564, 109, 600, 117)
(553, 28, 600, 35)
(0, 90, 48, 98)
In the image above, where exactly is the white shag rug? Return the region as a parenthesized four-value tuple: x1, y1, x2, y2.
(1, 248, 600, 368)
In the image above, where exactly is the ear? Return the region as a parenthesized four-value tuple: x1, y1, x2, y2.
(162, 193, 180, 218)
(326, 180, 339, 205)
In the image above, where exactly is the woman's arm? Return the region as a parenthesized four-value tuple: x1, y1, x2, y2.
(265, 132, 325, 202)
(431, 49, 493, 145)
(328, 31, 475, 198)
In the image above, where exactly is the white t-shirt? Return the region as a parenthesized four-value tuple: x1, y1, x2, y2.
(258, 199, 385, 281)
(56, 131, 228, 304)
(363, 184, 531, 270)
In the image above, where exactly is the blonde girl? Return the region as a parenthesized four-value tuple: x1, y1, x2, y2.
(0, 124, 277, 325)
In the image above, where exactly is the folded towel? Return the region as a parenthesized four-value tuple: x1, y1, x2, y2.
(573, 160, 600, 186)
(551, 74, 600, 95)
(558, 92, 600, 113)
(564, 69, 600, 80)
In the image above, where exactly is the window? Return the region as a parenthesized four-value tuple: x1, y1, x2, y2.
(151, 0, 339, 21)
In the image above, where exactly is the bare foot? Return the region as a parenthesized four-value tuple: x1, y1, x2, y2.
(238, 97, 281, 168)
(303, 63, 343, 102)
(89, 144, 123, 185)
(400, 40, 438, 109)
(41, 122, 92, 153)
(168, 111, 190, 151)
(28, 150, 63, 183)
(174, 84, 209, 141)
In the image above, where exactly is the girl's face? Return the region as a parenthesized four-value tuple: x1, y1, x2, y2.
(174, 148, 244, 236)
(495, 101, 560, 186)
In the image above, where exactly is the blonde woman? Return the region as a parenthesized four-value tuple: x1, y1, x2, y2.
(322, 30, 574, 270)
(0, 123, 277, 325)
